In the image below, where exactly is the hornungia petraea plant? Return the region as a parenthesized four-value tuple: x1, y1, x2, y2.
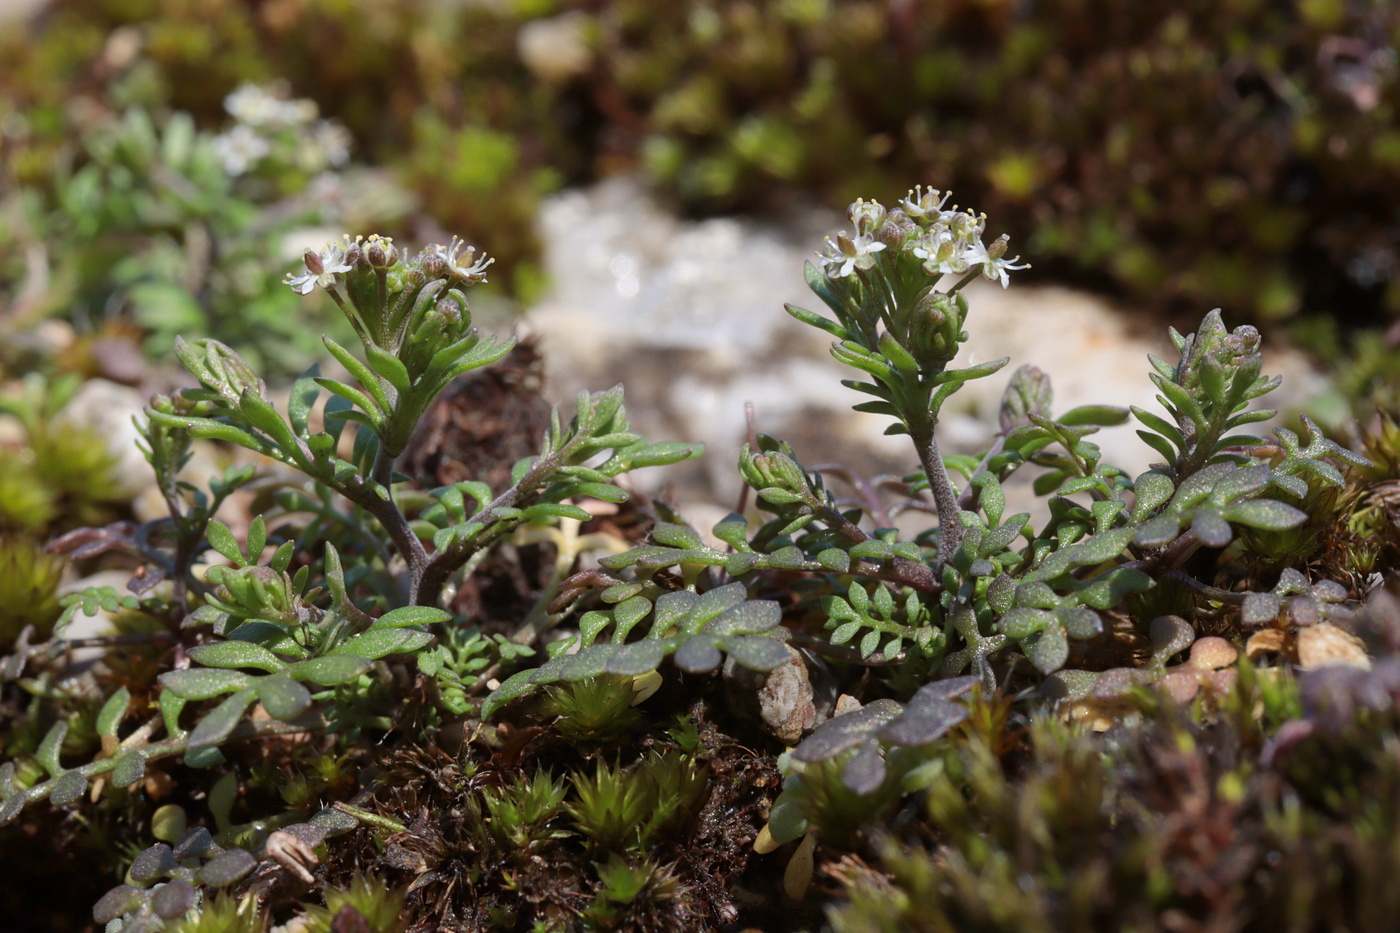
(0, 232, 701, 928)
(483, 188, 1371, 856)
(0, 187, 1378, 930)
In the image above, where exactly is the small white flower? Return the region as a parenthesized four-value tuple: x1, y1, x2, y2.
(425, 236, 494, 283)
(284, 237, 354, 295)
(819, 232, 886, 278)
(981, 252, 1030, 288)
(846, 198, 888, 236)
(900, 185, 952, 220)
(910, 227, 963, 276)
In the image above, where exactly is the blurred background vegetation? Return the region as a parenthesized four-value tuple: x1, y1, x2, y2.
(2, 0, 1399, 391)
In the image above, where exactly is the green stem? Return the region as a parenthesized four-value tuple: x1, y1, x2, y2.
(415, 446, 569, 607)
(913, 422, 963, 566)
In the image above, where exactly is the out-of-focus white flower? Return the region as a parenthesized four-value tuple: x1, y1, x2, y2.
(517, 12, 593, 84)
(225, 82, 319, 129)
(295, 120, 353, 173)
(224, 84, 284, 128)
(211, 124, 271, 176)
(274, 98, 318, 128)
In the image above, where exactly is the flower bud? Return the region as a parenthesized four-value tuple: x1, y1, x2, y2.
(847, 198, 887, 237)
(365, 234, 397, 269)
(343, 241, 365, 269)
(999, 365, 1053, 432)
(421, 251, 448, 280)
(434, 297, 462, 329)
(986, 234, 1009, 262)
(303, 248, 325, 275)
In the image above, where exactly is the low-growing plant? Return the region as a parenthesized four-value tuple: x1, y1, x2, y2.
(487, 190, 1369, 800)
(0, 228, 699, 928)
(0, 185, 1388, 930)
(2, 84, 380, 379)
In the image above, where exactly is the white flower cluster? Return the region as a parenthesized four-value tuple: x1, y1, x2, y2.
(211, 83, 352, 178)
(225, 82, 317, 129)
(283, 234, 494, 296)
(818, 187, 1028, 288)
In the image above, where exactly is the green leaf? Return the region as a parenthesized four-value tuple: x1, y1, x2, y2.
(365, 343, 411, 394)
(1058, 404, 1130, 426)
(602, 441, 704, 471)
(186, 689, 257, 750)
(288, 364, 322, 437)
(160, 669, 254, 701)
(331, 628, 434, 660)
(434, 334, 517, 384)
(482, 670, 542, 718)
(722, 635, 791, 671)
(246, 516, 266, 564)
(1131, 470, 1175, 519)
(96, 688, 131, 738)
(1134, 514, 1182, 548)
(521, 503, 592, 522)
(784, 301, 850, 339)
(1026, 625, 1068, 674)
(322, 336, 390, 413)
(187, 641, 286, 673)
(206, 520, 244, 565)
(674, 635, 723, 673)
(709, 600, 782, 635)
(652, 522, 704, 549)
(605, 640, 668, 676)
(36, 721, 67, 777)
(372, 606, 451, 629)
(254, 675, 312, 720)
(573, 482, 629, 503)
(1224, 498, 1307, 531)
(184, 420, 272, 451)
(112, 752, 146, 788)
(50, 770, 88, 807)
(238, 391, 297, 450)
(287, 655, 372, 686)
(1078, 568, 1153, 609)
(999, 607, 1049, 639)
(315, 377, 382, 423)
(1191, 509, 1234, 548)
(612, 596, 653, 640)
(849, 539, 895, 560)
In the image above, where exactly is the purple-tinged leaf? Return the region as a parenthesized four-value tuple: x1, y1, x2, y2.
(197, 849, 256, 887)
(151, 879, 197, 920)
(93, 885, 145, 924)
(790, 699, 903, 763)
(841, 741, 887, 795)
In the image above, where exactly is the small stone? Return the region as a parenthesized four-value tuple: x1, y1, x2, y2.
(723, 643, 833, 745)
(1297, 622, 1371, 670)
(1158, 670, 1202, 704)
(833, 694, 862, 717)
(1245, 628, 1290, 661)
(1188, 636, 1238, 671)
(53, 378, 151, 499)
